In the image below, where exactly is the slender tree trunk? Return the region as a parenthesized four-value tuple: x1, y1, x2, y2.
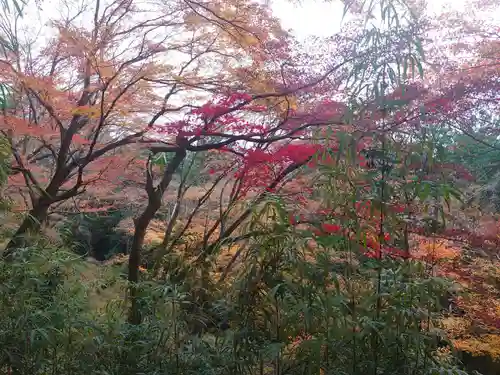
(127, 149, 186, 325)
(3, 199, 52, 258)
(127, 204, 159, 325)
(160, 198, 181, 249)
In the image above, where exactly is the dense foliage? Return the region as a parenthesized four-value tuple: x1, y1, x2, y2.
(0, 0, 499, 373)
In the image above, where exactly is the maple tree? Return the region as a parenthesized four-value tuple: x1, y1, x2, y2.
(126, 95, 356, 323)
(0, 0, 303, 252)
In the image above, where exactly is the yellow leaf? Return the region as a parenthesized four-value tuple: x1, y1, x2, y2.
(184, 12, 204, 26)
(99, 66, 114, 79)
(72, 106, 100, 118)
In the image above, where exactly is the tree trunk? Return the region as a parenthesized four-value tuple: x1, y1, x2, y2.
(3, 199, 51, 259)
(127, 149, 186, 325)
(127, 204, 159, 325)
(4, 161, 73, 259)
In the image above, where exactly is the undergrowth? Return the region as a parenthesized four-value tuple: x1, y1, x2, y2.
(0, 235, 474, 375)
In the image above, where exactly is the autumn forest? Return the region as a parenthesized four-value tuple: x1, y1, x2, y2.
(0, 0, 499, 373)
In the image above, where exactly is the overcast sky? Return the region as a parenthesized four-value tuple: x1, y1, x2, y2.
(270, 0, 495, 40)
(16, 0, 499, 52)
(271, 0, 344, 38)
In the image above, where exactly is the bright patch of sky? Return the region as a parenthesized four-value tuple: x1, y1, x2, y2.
(269, 0, 495, 40)
(270, 0, 344, 38)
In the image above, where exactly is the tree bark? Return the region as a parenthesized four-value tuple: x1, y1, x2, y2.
(4, 156, 75, 258)
(127, 204, 159, 325)
(127, 149, 186, 325)
(3, 199, 52, 259)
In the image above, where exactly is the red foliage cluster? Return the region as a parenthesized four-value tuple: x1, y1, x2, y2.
(288, 331, 313, 349)
(424, 98, 454, 114)
(288, 209, 410, 260)
(151, 93, 270, 138)
(233, 143, 327, 197)
(364, 245, 410, 260)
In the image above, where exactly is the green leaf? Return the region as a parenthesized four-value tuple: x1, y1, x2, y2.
(419, 182, 431, 201)
(415, 58, 424, 79)
(403, 56, 409, 81)
(413, 38, 425, 60)
(419, 103, 427, 120)
(387, 66, 396, 85)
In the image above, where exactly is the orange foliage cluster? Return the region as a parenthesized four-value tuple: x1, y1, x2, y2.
(411, 237, 461, 263)
(441, 256, 500, 332)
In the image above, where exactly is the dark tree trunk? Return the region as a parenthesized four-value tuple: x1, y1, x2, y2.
(3, 161, 73, 259)
(3, 199, 51, 259)
(127, 204, 160, 325)
(127, 149, 186, 325)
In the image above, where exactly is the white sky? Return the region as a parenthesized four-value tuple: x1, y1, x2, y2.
(16, 0, 498, 52)
(270, 0, 495, 40)
(271, 0, 344, 38)
(18, 0, 465, 34)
